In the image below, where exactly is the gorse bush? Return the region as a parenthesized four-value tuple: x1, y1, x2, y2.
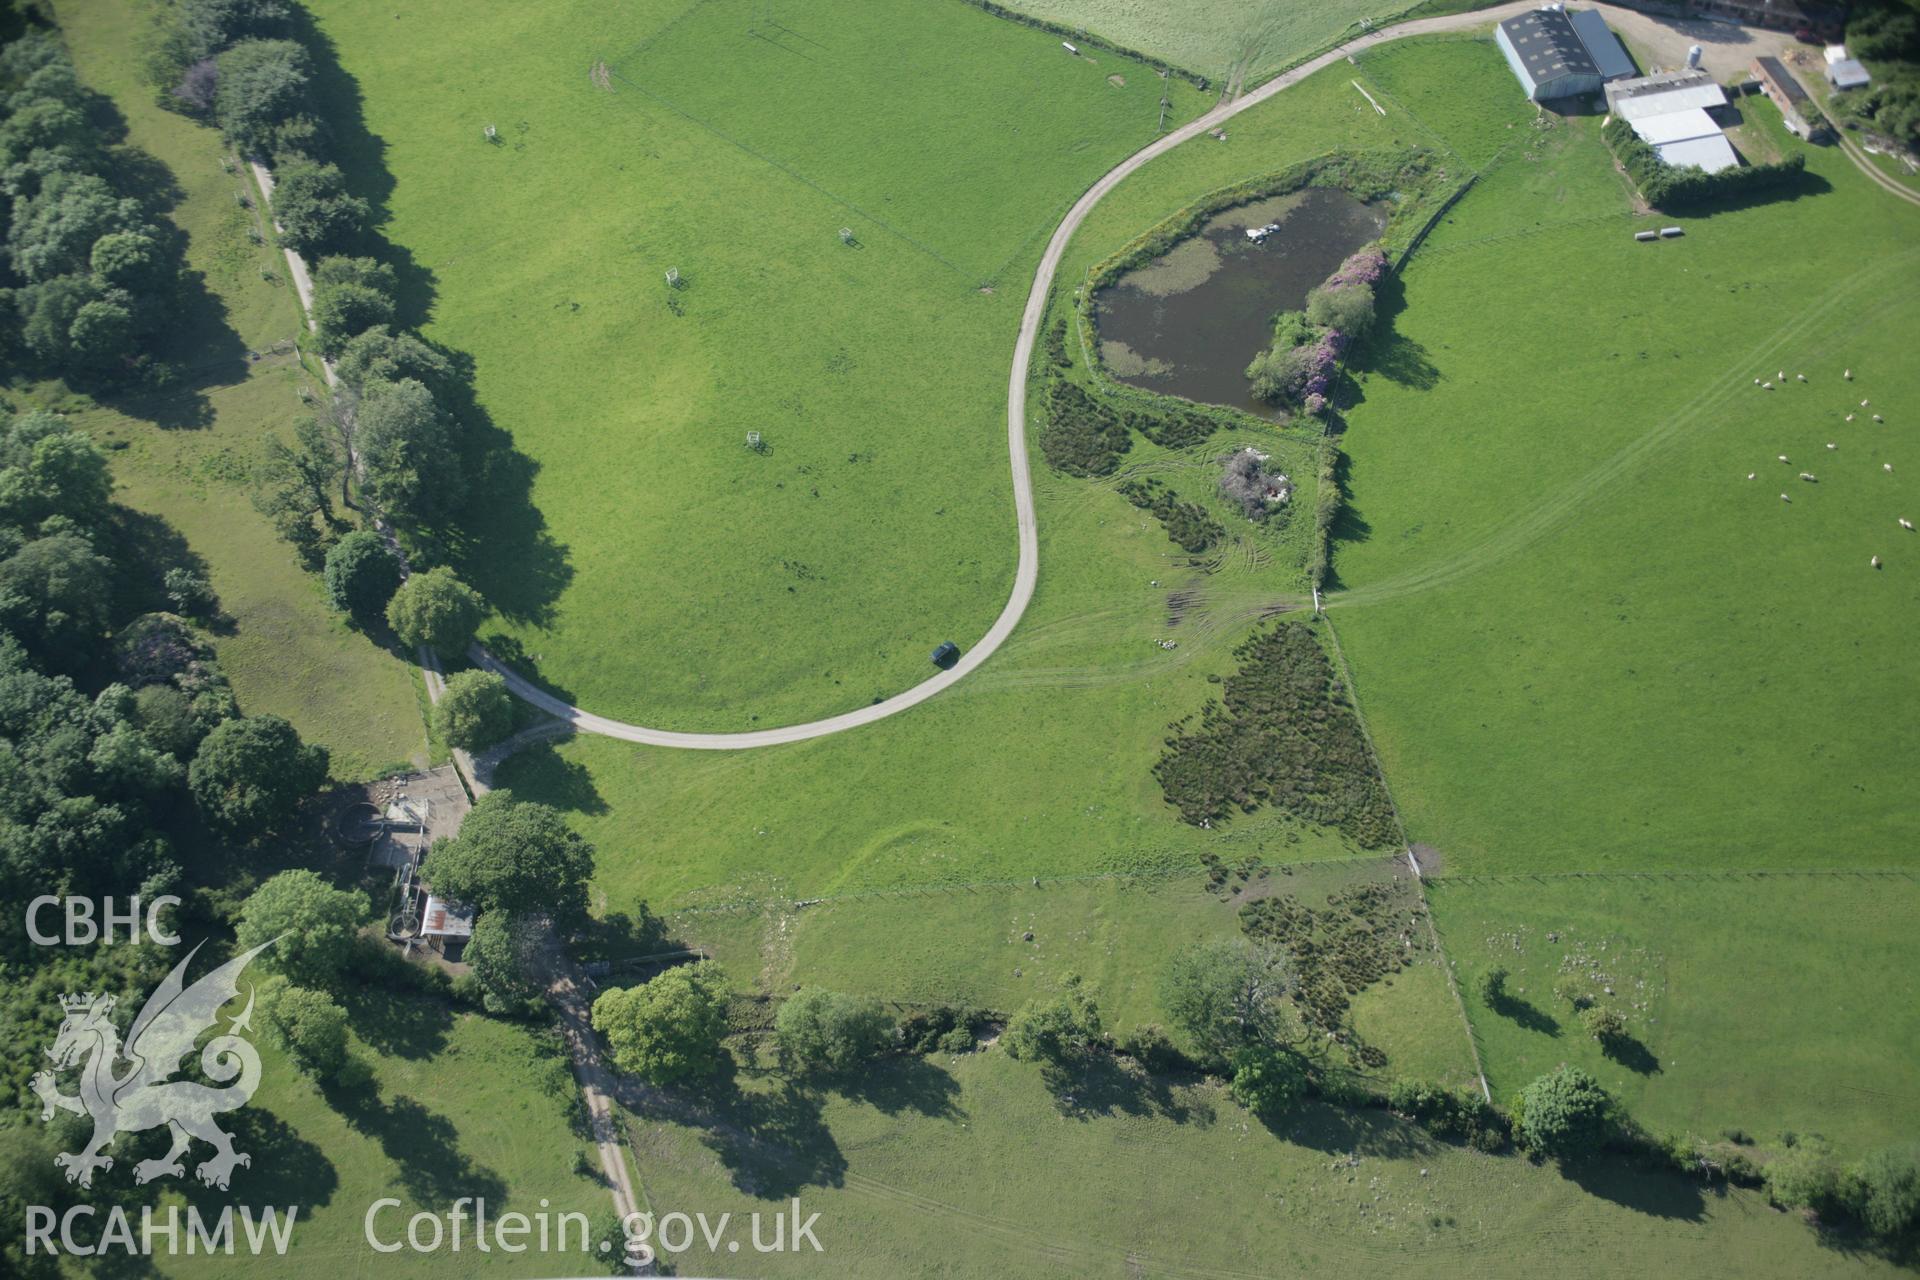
(1154, 621, 1398, 845)
(1116, 477, 1222, 553)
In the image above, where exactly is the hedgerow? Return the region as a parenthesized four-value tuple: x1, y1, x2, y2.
(1602, 116, 1807, 209)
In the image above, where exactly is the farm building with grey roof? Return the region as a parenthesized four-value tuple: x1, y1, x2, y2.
(1496, 6, 1634, 101)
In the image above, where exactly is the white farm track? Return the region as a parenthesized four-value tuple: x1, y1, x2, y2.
(465, 1, 1917, 749)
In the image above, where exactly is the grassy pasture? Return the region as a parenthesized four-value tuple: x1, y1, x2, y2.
(491, 39, 1526, 918)
(1328, 90, 1920, 873)
(988, 0, 1386, 86)
(148, 990, 607, 1278)
(495, 405, 1339, 911)
(28, 0, 428, 780)
(301, 0, 1213, 731)
(675, 859, 1479, 1085)
(1429, 874, 1920, 1155)
(626, 1046, 1906, 1279)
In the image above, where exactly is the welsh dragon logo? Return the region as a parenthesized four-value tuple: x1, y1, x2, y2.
(29, 939, 275, 1191)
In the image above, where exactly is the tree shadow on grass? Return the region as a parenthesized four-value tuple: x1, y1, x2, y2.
(1348, 272, 1438, 392)
(325, 1086, 509, 1207)
(1492, 993, 1561, 1036)
(335, 984, 455, 1061)
(1319, 445, 1371, 593)
(1600, 1033, 1662, 1076)
(1037, 1051, 1206, 1125)
(184, 1107, 341, 1219)
(491, 739, 608, 816)
(282, 5, 433, 327)
(819, 1054, 963, 1121)
(1281, 1099, 1435, 1160)
(1563, 1154, 1706, 1221)
(623, 1067, 849, 1201)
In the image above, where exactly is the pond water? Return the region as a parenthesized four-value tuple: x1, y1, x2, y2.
(1094, 188, 1387, 417)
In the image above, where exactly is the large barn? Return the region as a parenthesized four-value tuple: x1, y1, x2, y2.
(1496, 5, 1634, 101)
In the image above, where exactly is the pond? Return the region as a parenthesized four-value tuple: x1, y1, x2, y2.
(1094, 187, 1387, 417)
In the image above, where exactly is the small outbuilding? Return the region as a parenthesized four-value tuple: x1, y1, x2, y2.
(419, 893, 475, 959)
(1827, 57, 1871, 91)
(1750, 55, 1829, 139)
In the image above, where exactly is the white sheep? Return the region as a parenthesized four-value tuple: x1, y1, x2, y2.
(1797, 373, 1807, 382)
(1747, 472, 1756, 480)
(1847, 414, 1856, 422)
(1781, 493, 1792, 502)
(1845, 369, 1853, 380)
(1886, 464, 1895, 473)
(1862, 399, 1871, 407)
(1901, 518, 1914, 531)
(1778, 371, 1786, 381)
(1827, 442, 1838, 450)
(1801, 472, 1817, 481)
(1873, 414, 1883, 423)
(1779, 454, 1790, 463)
(1763, 381, 1775, 390)
(1871, 556, 1882, 569)
(1754, 378, 1762, 385)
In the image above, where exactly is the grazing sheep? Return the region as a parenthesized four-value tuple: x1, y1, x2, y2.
(1797, 374, 1807, 382)
(1763, 381, 1775, 390)
(1862, 399, 1871, 407)
(1845, 369, 1854, 380)
(1828, 442, 1838, 450)
(1873, 414, 1883, 423)
(1779, 455, 1790, 463)
(1754, 378, 1762, 385)
(1901, 518, 1914, 531)
(1872, 556, 1882, 568)
(1847, 414, 1856, 422)
(1800, 472, 1817, 482)
(1781, 493, 1792, 502)
(1886, 463, 1895, 473)
(1778, 371, 1786, 381)
(1747, 472, 1756, 480)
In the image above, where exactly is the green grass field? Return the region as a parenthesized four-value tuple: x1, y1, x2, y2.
(1430, 874, 1920, 1156)
(626, 1046, 1907, 1279)
(674, 859, 1481, 1086)
(990, 0, 1387, 85)
(148, 989, 607, 1278)
(1328, 90, 1920, 874)
(37, 0, 428, 780)
(488, 38, 1524, 919)
(302, 0, 1218, 732)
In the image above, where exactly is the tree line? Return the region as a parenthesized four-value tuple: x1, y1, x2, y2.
(142, 0, 524, 750)
(0, 33, 195, 383)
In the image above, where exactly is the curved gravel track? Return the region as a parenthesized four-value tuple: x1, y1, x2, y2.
(475, 1, 1543, 750)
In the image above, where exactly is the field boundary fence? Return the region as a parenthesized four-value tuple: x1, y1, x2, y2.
(1427, 867, 1920, 887)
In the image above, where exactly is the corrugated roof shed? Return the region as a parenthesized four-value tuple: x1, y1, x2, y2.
(1501, 8, 1599, 82)
(421, 894, 476, 939)
(1657, 134, 1740, 173)
(1632, 106, 1723, 146)
(1614, 81, 1729, 120)
(1828, 58, 1871, 90)
(1568, 9, 1636, 80)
